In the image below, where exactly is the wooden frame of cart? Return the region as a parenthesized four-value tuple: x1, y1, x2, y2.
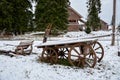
(37, 39, 104, 68)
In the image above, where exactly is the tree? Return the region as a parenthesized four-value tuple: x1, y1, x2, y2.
(86, 0, 101, 31)
(0, 0, 14, 32)
(85, 26, 91, 34)
(35, 0, 69, 32)
(11, 0, 33, 34)
(0, 0, 33, 34)
(118, 24, 120, 32)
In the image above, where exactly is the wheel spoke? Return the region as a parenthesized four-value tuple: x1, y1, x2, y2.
(44, 52, 48, 56)
(73, 48, 80, 55)
(86, 57, 94, 60)
(85, 60, 91, 67)
(92, 43, 96, 48)
(95, 47, 101, 50)
(96, 51, 102, 54)
(50, 56, 56, 63)
(92, 42, 104, 62)
(77, 60, 81, 66)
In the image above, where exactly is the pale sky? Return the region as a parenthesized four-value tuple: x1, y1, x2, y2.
(70, 0, 120, 25)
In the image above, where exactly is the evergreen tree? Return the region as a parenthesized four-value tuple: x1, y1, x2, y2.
(11, 0, 33, 34)
(35, 0, 69, 32)
(0, 0, 13, 32)
(86, 0, 101, 31)
(118, 23, 120, 32)
(0, 0, 33, 34)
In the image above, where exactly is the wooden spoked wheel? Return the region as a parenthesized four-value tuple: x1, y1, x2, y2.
(68, 44, 97, 68)
(41, 47, 58, 64)
(91, 41, 104, 62)
(68, 44, 85, 67)
(58, 48, 69, 59)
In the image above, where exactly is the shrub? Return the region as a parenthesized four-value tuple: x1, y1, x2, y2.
(85, 27, 91, 34)
(118, 24, 120, 32)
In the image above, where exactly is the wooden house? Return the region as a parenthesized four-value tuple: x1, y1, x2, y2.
(67, 6, 108, 31)
(67, 6, 85, 31)
(100, 20, 109, 30)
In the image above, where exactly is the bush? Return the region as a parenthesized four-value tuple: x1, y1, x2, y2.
(85, 27, 91, 34)
(57, 58, 71, 66)
(51, 29, 59, 36)
(118, 24, 120, 32)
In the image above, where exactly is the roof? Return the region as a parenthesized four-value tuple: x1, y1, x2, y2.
(100, 19, 108, 24)
(68, 6, 83, 20)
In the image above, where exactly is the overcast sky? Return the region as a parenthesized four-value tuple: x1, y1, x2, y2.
(69, 0, 120, 25)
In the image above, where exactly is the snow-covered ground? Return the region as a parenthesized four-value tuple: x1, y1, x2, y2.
(0, 31, 120, 80)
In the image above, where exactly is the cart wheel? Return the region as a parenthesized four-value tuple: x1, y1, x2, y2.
(68, 44, 97, 68)
(92, 41, 104, 62)
(68, 44, 85, 67)
(41, 47, 58, 64)
(58, 48, 69, 59)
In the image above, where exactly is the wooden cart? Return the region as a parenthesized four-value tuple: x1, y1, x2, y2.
(36, 38, 104, 68)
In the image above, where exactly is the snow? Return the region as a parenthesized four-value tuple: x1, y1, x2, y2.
(36, 38, 97, 47)
(0, 31, 120, 80)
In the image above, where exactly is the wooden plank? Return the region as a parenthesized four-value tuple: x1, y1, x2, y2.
(37, 38, 98, 48)
(43, 23, 52, 43)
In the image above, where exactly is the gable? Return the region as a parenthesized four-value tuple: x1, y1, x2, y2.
(68, 6, 82, 20)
